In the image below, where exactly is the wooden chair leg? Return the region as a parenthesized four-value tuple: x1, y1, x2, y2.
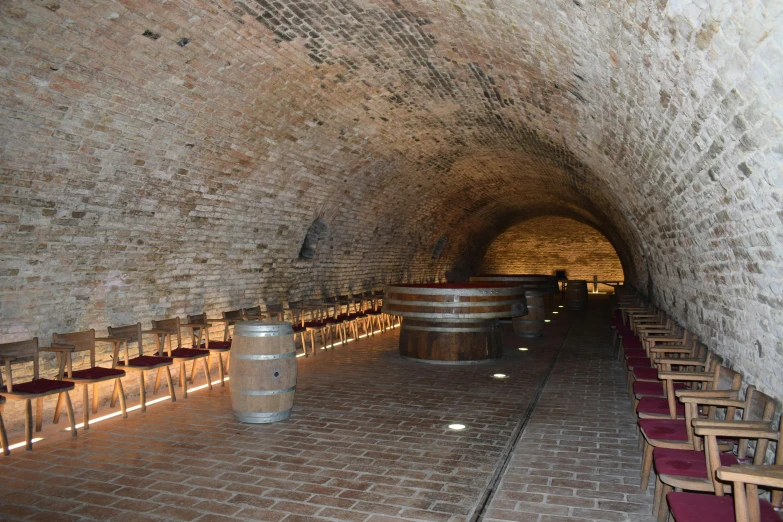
(180, 361, 188, 399)
(110, 379, 119, 408)
(640, 441, 653, 490)
(217, 353, 225, 387)
(224, 352, 230, 375)
(165, 367, 176, 402)
(63, 391, 77, 437)
(82, 384, 90, 430)
(139, 371, 147, 412)
(190, 355, 200, 384)
(116, 379, 127, 418)
(202, 357, 212, 390)
(53, 391, 63, 424)
(92, 383, 99, 414)
(657, 484, 672, 522)
(154, 367, 162, 394)
(653, 476, 664, 514)
(0, 405, 8, 456)
(35, 397, 43, 432)
(24, 399, 33, 451)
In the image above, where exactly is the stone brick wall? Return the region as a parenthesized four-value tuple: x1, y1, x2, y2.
(480, 217, 625, 286)
(0, 0, 781, 414)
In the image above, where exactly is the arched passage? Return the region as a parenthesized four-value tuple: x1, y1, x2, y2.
(479, 216, 625, 284)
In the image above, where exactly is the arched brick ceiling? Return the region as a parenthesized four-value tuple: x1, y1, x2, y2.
(0, 1, 781, 394)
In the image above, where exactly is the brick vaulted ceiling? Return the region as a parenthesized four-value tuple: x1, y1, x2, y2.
(0, 1, 782, 393)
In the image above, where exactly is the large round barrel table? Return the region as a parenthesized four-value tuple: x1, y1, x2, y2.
(384, 283, 527, 363)
(469, 274, 559, 295)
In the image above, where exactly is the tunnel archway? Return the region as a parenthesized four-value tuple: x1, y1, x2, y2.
(479, 216, 625, 286)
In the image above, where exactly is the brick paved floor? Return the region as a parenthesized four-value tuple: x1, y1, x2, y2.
(0, 297, 655, 521)
(482, 297, 657, 522)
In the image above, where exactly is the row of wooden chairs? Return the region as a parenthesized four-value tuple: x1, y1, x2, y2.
(613, 289, 782, 522)
(0, 297, 398, 455)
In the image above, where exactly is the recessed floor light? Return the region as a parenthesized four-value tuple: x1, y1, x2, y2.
(518, 348, 528, 351)
(558, 305, 564, 308)
(448, 423, 467, 430)
(492, 373, 507, 379)
(552, 311, 559, 314)
(545, 319, 551, 323)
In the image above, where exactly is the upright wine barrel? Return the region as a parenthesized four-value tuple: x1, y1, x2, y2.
(230, 321, 297, 423)
(512, 291, 545, 338)
(470, 274, 559, 295)
(566, 280, 588, 310)
(384, 283, 527, 363)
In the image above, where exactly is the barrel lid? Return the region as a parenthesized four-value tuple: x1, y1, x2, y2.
(234, 321, 293, 337)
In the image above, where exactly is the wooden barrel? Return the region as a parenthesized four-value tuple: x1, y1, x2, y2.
(470, 274, 559, 295)
(385, 283, 527, 363)
(512, 291, 545, 338)
(565, 280, 588, 310)
(230, 321, 297, 423)
(398, 319, 502, 363)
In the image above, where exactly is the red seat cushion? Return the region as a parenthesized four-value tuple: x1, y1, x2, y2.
(633, 367, 660, 381)
(654, 448, 739, 478)
(623, 337, 643, 349)
(292, 325, 306, 332)
(638, 419, 689, 442)
(170, 348, 209, 359)
(117, 356, 173, 368)
(305, 321, 325, 329)
(68, 367, 126, 381)
(627, 357, 652, 368)
(200, 341, 231, 350)
(633, 380, 689, 397)
(2, 378, 74, 395)
(668, 491, 780, 522)
(637, 397, 685, 417)
(625, 349, 648, 358)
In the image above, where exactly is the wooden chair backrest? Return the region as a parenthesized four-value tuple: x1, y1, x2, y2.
(0, 337, 40, 382)
(52, 329, 96, 367)
(716, 366, 743, 391)
(151, 318, 181, 348)
(242, 306, 261, 317)
(187, 313, 207, 324)
(265, 303, 283, 314)
(223, 309, 243, 321)
(108, 323, 145, 359)
(740, 386, 778, 462)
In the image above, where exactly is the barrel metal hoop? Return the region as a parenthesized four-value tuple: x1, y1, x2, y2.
(234, 408, 292, 424)
(400, 356, 496, 365)
(232, 352, 296, 360)
(235, 385, 296, 396)
(403, 324, 497, 333)
(385, 298, 521, 308)
(385, 285, 525, 297)
(389, 311, 522, 320)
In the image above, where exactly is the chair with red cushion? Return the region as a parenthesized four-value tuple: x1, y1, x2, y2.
(149, 317, 211, 399)
(651, 386, 776, 521)
(638, 365, 742, 490)
(50, 329, 127, 431)
(106, 323, 176, 411)
(187, 313, 230, 387)
(667, 419, 783, 522)
(0, 338, 77, 452)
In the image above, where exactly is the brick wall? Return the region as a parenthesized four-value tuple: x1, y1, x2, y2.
(0, 0, 781, 414)
(480, 217, 625, 285)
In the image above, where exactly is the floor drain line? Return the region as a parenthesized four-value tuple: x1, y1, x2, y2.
(469, 324, 572, 522)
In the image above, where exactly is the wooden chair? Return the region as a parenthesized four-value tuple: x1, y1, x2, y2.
(50, 329, 127, 430)
(0, 338, 77, 452)
(187, 313, 229, 386)
(637, 364, 742, 490)
(149, 318, 211, 398)
(106, 323, 177, 411)
(667, 421, 783, 522)
(652, 386, 777, 521)
(284, 301, 309, 356)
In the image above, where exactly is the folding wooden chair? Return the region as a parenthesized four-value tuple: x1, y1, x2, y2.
(186, 313, 230, 386)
